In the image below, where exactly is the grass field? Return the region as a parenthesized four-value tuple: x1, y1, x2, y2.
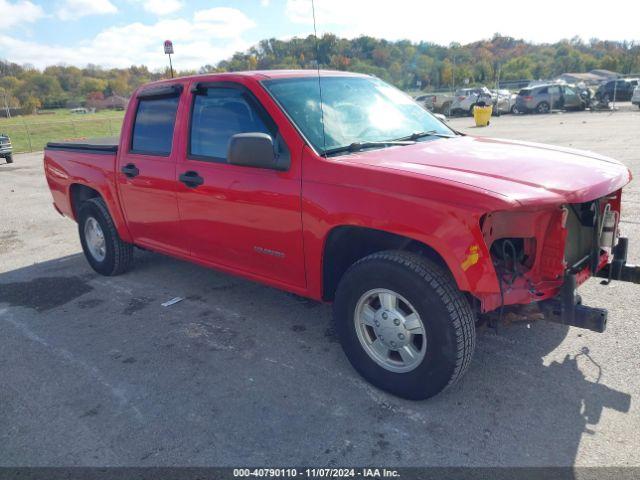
(0, 109, 125, 153)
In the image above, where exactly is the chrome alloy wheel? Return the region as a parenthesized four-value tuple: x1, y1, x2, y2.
(84, 216, 106, 262)
(354, 288, 427, 373)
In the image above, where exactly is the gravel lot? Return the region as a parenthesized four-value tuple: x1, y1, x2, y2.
(1, 108, 639, 467)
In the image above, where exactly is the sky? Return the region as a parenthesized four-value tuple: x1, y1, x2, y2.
(2, 0, 640, 70)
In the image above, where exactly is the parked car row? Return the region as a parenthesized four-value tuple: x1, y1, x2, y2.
(416, 78, 639, 117)
(0, 133, 12, 164)
(417, 87, 518, 117)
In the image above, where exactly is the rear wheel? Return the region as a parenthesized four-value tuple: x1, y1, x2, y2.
(78, 197, 133, 276)
(536, 102, 550, 114)
(333, 251, 476, 400)
(4, 154, 12, 164)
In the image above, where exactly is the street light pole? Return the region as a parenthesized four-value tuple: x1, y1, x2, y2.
(164, 40, 175, 79)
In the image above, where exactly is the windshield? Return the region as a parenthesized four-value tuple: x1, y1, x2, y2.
(262, 75, 454, 154)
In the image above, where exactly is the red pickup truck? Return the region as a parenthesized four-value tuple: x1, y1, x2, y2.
(44, 70, 637, 400)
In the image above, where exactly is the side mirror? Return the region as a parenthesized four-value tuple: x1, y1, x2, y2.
(227, 133, 286, 171)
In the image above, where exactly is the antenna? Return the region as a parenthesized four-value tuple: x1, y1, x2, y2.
(311, 0, 327, 156)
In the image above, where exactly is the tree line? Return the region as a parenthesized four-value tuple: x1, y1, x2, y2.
(2, 34, 639, 114)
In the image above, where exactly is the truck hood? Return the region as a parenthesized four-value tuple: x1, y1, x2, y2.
(341, 135, 631, 206)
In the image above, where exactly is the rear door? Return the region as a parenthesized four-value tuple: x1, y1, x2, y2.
(116, 84, 188, 256)
(175, 80, 306, 288)
(548, 85, 561, 109)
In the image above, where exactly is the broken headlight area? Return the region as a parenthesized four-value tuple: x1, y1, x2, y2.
(478, 193, 622, 313)
(490, 237, 536, 279)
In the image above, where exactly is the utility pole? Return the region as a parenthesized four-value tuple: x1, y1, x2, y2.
(451, 56, 456, 97)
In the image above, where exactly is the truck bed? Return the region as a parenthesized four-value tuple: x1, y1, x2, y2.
(46, 137, 119, 154)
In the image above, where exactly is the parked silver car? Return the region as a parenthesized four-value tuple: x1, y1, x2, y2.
(514, 84, 586, 114)
(416, 93, 454, 115)
(632, 85, 640, 109)
(451, 87, 493, 115)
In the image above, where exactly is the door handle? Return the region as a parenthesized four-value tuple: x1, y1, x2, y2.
(179, 171, 204, 188)
(121, 163, 139, 178)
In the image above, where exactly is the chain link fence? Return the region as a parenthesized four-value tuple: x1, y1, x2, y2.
(1, 118, 124, 154)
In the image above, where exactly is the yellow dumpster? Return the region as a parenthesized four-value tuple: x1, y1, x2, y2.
(473, 104, 493, 127)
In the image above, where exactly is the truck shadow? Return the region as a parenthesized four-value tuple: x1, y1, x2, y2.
(0, 251, 633, 467)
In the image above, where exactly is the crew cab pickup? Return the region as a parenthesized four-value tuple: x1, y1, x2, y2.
(44, 70, 637, 400)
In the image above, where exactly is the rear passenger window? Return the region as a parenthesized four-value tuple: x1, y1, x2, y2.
(190, 87, 273, 161)
(131, 95, 180, 155)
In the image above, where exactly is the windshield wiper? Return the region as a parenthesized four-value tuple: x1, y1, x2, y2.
(322, 140, 415, 157)
(396, 130, 456, 141)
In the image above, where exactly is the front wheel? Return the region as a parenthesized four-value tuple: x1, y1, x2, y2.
(4, 155, 12, 164)
(78, 197, 133, 276)
(333, 251, 476, 400)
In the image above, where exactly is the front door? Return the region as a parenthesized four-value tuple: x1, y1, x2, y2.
(176, 81, 305, 289)
(562, 86, 580, 109)
(117, 85, 188, 256)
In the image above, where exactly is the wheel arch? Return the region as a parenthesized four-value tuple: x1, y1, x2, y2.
(321, 225, 463, 301)
(68, 182, 133, 243)
(69, 183, 101, 219)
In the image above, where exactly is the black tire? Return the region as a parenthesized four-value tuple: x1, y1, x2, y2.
(333, 251, 476, 400)
(77, 197, 133, 276)
(441, 102, 452, 116)
(602, 93, 610, 104)
(5, 154, 13, 164)
(536, 102, 550, 114)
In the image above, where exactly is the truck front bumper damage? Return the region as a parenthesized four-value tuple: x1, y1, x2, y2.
(488, 237, 639, 333)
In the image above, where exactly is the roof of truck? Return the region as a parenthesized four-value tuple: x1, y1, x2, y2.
(230, 69, 367, 79)
(142, 69, 368, 89)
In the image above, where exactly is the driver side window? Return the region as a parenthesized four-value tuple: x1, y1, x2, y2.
(190, 87, 273, 162)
